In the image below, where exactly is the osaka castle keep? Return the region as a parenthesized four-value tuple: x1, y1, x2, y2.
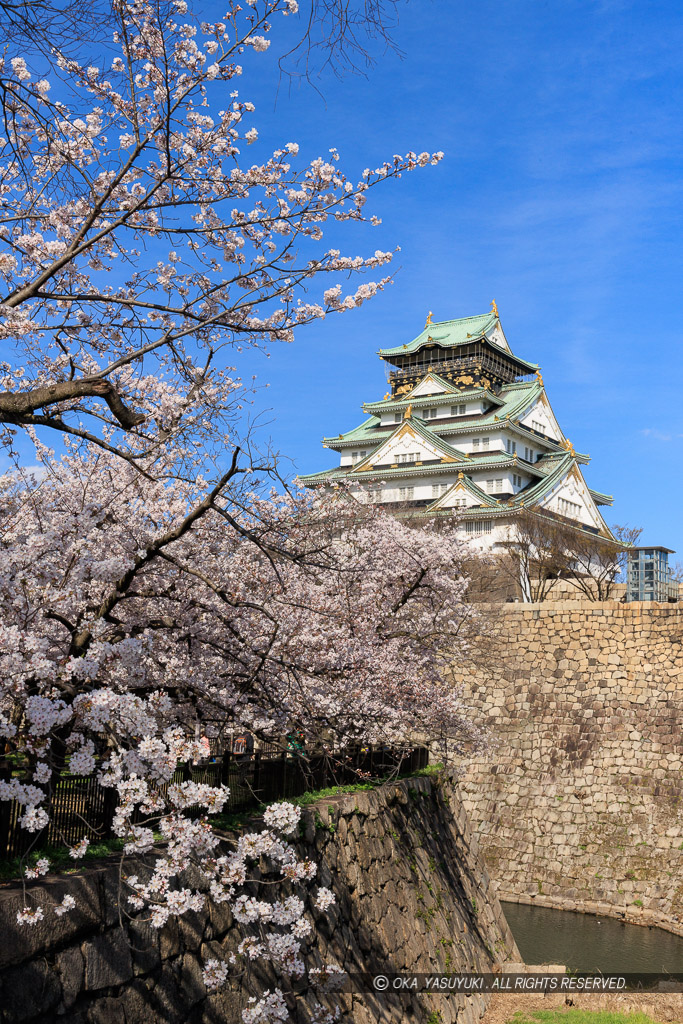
(300, 305, 615, 548)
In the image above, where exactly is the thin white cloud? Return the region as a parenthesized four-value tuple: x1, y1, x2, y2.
(0, 464, 48, 481)
(640, 428, 683, 442)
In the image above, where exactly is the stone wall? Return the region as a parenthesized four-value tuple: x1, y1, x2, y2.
(454, 601, 683, 933)
(0, 774, 519, 1024)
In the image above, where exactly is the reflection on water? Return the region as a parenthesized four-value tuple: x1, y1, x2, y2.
(502, 901, 683, 973)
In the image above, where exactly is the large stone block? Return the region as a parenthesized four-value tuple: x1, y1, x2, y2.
(87, 997, 126, 1024)
(56, 944, 84, 1009)
(0, 873, 103, 968)
(115, 978, 155, 1024)
(178, 908, 209, 952)
(83, 928, 133, 990)
(144, 962, 187, 1024)
(1, 959, 61, 1022)
(128, 915, 161, 975)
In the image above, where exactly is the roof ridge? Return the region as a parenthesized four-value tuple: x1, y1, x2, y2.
(429, 312, 492, 326)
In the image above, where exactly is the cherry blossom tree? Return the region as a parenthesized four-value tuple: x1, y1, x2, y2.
(0, 452, 483, 1018)
(0, 2, 476, 1019)
(0, 0, 441, 479)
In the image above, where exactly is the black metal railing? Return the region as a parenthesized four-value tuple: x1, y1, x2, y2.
(0, 744, 429, 860)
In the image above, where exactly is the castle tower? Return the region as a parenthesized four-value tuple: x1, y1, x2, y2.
(300, 308, 614, 548)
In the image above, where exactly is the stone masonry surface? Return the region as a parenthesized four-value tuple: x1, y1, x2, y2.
(454, 601, 683, 933)
(0, 774, 519, 1024)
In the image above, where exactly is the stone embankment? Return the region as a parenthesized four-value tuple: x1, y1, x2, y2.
(0, 774, 519, 1024)
(454, 601, 683, 933)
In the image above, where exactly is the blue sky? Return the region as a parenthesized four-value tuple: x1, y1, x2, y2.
(234, 0, 683, 554)
(6, 1, 682, 553)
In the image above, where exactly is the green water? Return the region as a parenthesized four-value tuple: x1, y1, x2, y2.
(502, 901, 683, 973)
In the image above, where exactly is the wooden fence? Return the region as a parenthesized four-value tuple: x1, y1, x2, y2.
(0, 744, 429, 860)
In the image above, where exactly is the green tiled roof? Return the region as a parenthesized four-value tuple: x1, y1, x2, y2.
(426, 475, 498, 512)
(478, 381, 540, 424)
(322, 415, 381, 447)
(298, 466, 346, 485)
(362, 386, 504, 415)
(301, 451, 534, 486)
(300, 449, 613, 533)
(588, 488, 614, 507)
(377, 312, 540, 372)
(379, 313, 497, 358)
(324, 380, 544, 450)
(506, 452, 574, 507)
(351, 416, 471, 471)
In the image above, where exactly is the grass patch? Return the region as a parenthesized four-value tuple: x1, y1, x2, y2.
(413, 762, 444, 777)
(0, 836, 128, 882)
(0, 764, 443, 880)
(507, 1011, 660, 1024)
(213, 764, 443, 824)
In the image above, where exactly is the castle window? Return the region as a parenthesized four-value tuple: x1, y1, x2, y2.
(506, 439, 516, 454)
(421, 407, 437, 419)
(465, 520, 492, 535)
(558, 497, 581, 518)
(398, 486, 414, 501)
(451, 404, 467, 416)
(431, 483, 448, 497)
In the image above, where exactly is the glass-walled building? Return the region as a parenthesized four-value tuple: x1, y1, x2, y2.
(626, 547, 678, 602)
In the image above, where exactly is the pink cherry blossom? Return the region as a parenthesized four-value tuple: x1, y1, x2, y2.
(0, 3, 470, 1020)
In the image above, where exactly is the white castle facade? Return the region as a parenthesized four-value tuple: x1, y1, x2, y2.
(301, 307, 615, 551)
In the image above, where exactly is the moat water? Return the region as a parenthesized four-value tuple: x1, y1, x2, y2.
(502, 901, 683, 973)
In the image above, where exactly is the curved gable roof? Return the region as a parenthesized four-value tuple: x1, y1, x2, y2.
(379, 313, 497, 358)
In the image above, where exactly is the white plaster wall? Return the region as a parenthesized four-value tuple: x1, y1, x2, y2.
(340, 448, 374, 468)
(486, 324, 511, 353)
(442, 433, 500, 454)
(470, 469, 516, 494)
(519, 399, 562, 442)
(543, 475, 603, 530)
(454, 519, 514, 551)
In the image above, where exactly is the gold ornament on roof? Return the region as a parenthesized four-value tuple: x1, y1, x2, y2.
(491, 299, 499, 318)
(383, 392, 390, 400)
(404, 404, 413, 419)
(458, 471, 464, 479)
(562, 438, 576, 457)
(535, 369, 544, 386)
(425, 311, 433, 327)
